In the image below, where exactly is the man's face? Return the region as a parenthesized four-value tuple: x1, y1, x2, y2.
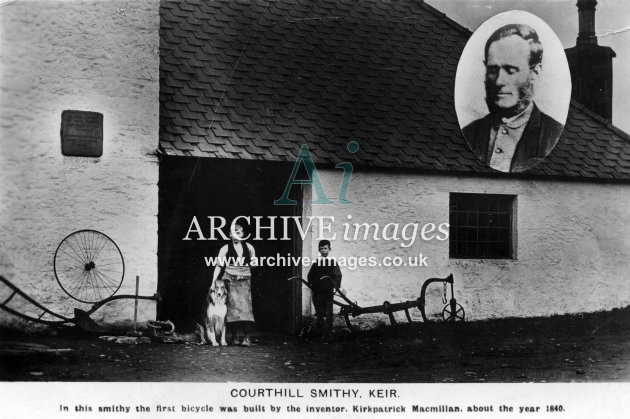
(485, 35, 540, 115)
(318, 245, 331, 257)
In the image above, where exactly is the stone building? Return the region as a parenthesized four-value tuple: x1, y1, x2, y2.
(0, 1, 160, 326)
(1, 0, 629, 332)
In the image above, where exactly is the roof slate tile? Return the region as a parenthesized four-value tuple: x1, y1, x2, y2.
(160, 0, 630, 181)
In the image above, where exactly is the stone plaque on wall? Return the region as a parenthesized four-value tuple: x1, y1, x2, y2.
(61, 110, 103, 157)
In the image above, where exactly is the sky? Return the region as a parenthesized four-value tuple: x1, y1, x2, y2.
(426, 0, 630, 133)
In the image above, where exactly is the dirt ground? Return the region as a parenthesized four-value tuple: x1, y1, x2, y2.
(1, 307, 630, 382)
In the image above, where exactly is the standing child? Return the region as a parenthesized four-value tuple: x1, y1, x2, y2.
(307, 240, 342, 342)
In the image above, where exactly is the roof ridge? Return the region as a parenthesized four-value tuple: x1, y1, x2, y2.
(416, 0, 472, 36)
(570, 99, 630, 143)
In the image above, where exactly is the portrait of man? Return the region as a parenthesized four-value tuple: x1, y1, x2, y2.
(456, 16, 570, 173)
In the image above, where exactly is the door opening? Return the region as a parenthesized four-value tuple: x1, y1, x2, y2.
(157, 157, 302, 333)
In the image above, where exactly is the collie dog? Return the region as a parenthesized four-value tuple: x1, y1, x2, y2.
(197, 279, 229, 346)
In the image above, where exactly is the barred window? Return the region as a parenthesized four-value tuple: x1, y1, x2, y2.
(449, 193, 515, 259)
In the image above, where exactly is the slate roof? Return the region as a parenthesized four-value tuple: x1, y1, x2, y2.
(159, 0, 630, 181)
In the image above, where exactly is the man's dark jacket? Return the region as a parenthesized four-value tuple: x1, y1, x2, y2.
(462, 103, 564, 172)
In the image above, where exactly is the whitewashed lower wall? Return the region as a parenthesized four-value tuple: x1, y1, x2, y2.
(0, 1, 160, 328)
(305, 169, 630, 324)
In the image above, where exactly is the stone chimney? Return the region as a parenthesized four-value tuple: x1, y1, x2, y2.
(565, 0, 615, 120)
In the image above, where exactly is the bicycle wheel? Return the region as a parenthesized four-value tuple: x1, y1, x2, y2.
(53, 230, 125, 303)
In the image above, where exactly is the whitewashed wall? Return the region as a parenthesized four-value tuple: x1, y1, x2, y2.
(304, 169, 630, 325)
(0, 1, 160, 327)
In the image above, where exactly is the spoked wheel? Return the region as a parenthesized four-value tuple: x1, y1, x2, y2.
(442, 300, 465, 322)
(53, 230, 125, 303)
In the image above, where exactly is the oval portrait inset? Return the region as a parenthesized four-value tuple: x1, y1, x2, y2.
(455, 11, 571, 173)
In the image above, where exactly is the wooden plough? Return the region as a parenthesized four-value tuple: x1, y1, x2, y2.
(290, 273, 465, 331)
(0, 274, 159, 332)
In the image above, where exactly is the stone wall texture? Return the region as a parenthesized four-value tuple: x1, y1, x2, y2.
(0, 0, 160, 327)
(307, 170, 630, 325)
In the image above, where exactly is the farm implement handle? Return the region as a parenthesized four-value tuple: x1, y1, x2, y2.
(289, 273, 464, 331)
(0, 274, 160, 332)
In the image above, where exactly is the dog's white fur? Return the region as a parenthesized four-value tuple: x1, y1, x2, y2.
(197, 279, 228, 346)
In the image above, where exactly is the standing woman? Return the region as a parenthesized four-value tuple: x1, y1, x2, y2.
(211, 223, 256, 346)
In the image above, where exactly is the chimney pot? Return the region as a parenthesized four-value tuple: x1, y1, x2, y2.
(577, 0, 598, 45)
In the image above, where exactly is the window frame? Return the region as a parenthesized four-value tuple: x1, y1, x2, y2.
(448, 193, 517, 260)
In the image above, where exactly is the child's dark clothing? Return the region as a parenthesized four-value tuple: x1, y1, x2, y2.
(307, 258, 342, 340)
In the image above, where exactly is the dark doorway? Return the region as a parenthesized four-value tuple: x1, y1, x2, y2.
(158, 157, 302, 333)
